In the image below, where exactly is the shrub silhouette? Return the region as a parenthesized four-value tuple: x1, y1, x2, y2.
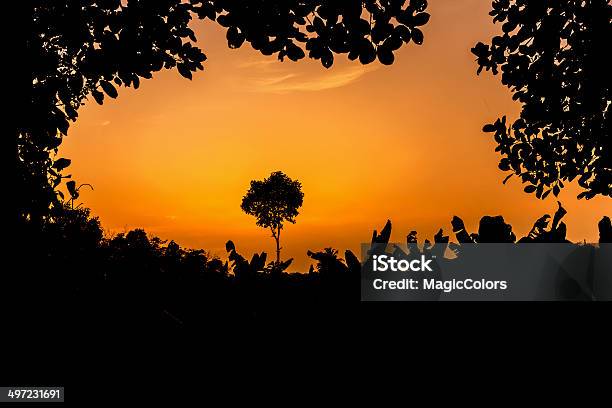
(599, 217, 612, 243)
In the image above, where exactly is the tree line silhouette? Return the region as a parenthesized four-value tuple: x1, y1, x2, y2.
(14, 198, 610, 333)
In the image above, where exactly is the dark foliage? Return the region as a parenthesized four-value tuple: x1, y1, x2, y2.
(26, 1, 207, 222)
(210, 0, 430, 67)
(473, 0, 611, 199)
(4, 198, 609, 388)
(16, 203, 609, 330)
(599, 216, 612, 243)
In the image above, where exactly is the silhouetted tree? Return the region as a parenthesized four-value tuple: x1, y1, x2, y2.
(241, 171, 304, 263)
(472, 0, 611, 199)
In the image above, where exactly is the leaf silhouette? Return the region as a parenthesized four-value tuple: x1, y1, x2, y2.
(100, 81, 118, 98)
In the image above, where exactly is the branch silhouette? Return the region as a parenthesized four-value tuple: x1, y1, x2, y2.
(473, 0, 611, 199)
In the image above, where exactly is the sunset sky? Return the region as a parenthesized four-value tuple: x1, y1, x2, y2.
(61, 0, 610, 271)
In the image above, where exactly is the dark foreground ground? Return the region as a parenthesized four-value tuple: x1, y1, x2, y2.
(4, 205, 610, 402)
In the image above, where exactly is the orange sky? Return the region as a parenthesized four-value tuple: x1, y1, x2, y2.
(61, 1, 610, 271)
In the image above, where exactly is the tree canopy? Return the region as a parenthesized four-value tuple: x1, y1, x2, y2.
(213, 0, 430, 66)
(472, 0, 611, 200)
(22, 0, 430, 223)
(26, 0, 207, 222)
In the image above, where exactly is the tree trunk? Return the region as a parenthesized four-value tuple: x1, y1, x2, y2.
(275, 227, 281, 263)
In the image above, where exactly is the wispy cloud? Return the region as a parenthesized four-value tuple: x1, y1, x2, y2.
(252, 73, 299, 87)
(237, 60, 279, 69)
(237, 58, 377, 94)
